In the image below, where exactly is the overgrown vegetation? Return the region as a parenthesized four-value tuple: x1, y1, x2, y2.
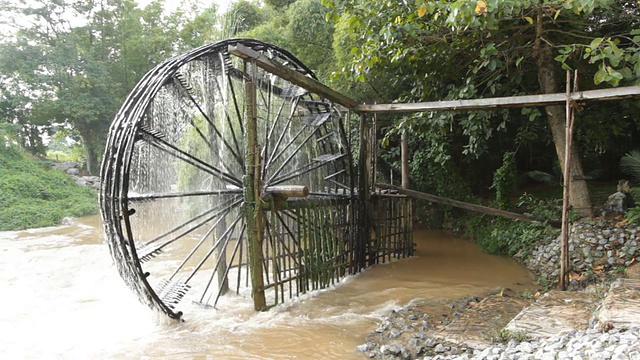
(471, 195, 559, 257)
(0, 144, 98, 231)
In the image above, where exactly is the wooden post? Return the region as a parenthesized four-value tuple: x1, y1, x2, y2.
(357, 113, 370, 270)
(244, 61, 267, 311)
(560, 70, 576, 291)
(401, 131, 409, 189)
(401, 128, 412, 258)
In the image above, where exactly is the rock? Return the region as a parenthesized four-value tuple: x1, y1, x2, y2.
(83, 176, 100, 183)
(66, 167, 80, 175)
(425, 338, 438, 348)
(625, 263, 640, 279)
(433, 344, 446, 353)
(52, 161, 77, 171)
(380, 344, 402, 356)
(602, 192, 628, 218)
(356, 344, 368, 352)
(516, 342, 534, 354)
(75, 178, 87, 187)
(60, 217, 75, 225)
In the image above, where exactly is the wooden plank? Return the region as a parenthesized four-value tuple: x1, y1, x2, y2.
(357, 86, 640, 113)
(228, 43, 359, 110)
(376, 183, 548, 225)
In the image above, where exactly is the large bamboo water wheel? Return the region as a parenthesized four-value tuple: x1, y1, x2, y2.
(100, 39, 361, 319)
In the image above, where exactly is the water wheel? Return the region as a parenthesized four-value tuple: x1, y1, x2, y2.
(100, 39, 356, 320)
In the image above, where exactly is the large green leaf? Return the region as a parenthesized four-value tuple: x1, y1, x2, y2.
(621, 150, 640, 182)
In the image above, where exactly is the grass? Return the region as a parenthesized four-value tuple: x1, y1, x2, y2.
(485, 329, 530, 344)
(0, 145, 98, 231)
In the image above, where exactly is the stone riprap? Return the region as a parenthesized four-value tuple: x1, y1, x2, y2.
(421, 327, 640, 360)
(361, 280, 640, 359)
(524, 218, 640, 285)
(51, 161, 100, 189)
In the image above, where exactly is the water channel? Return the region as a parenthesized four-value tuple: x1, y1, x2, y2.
(0, 216, 533, 359)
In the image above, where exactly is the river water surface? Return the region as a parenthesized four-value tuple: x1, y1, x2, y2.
(0, 216, 533, 359)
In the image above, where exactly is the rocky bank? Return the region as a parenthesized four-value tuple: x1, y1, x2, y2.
(360, 216, 640, 359)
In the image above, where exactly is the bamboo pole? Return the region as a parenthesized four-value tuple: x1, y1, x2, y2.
(357, 113, 370, 270)
(377, 183, 544, 225)
(244, 62, 267, 311)
(560, 70, 576, 291)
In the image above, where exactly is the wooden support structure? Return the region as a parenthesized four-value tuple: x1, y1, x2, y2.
(357, 113, 371, 270)
(560, 71, 577, 291)
(265, 185, 309, 198)
(227, 42, 640, 298)
(377, 183, 547, 225)
(229, 43, 359, 110)
(244, 62, 267, 311)
(356, 86, 640, 113)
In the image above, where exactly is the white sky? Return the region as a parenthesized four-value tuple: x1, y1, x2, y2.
(139, 0, 231, 13)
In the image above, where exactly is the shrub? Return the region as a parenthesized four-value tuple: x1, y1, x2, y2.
(472, 194, 559, 256)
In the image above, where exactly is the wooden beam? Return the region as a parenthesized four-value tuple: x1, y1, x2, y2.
(357, 86, 640, 113)
(376, 183, 560, 226)
(228, 43, 359, 110)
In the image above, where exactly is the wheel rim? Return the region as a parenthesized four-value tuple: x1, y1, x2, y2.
(100, 39, 354, 319)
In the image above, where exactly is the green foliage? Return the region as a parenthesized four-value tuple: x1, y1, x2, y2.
(0, 145, 98, 231)
(485, 329, 530, 344)
(0, 0, 215, 174)
(621, 150, 640, 182)
(322, 0, 640, 214)
(626, 207, 640, 225)
(264, 0, 296, 8)
(45, 128, 85, 163)
(472, 194, 559, 256)
(491, 152, 517, 210)
(245, 0, 335, 81)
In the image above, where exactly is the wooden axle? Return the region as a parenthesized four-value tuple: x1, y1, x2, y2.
(265, 185, 309, 199)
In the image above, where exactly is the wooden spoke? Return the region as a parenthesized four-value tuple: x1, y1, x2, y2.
(265, 123, 340, 187)
(138, 197, 242, 248)
(166, 205, 237, 281)
(173, 74, 244, 167)
(137, 198, 243, 261)
(128, 189, 242, 202)
(139, 128, 242, 187)
(183, 212, 244, 284)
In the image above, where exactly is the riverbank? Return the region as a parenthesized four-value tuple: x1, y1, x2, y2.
(360, 278, 640, 359)
(359, 218, 640, 359)
(0, 148, 98, 231)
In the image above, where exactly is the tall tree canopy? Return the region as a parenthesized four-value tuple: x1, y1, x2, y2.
(324, 0, 640, 215)
(0, 0, 218, 174)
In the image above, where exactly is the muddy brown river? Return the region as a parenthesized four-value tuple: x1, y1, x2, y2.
(0, 217, 533, 359)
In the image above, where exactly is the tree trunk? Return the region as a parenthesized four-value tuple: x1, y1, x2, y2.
(78, 123, 97, 175)
(533, 4, 593, 217)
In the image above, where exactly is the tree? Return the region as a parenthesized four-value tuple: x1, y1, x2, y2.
(0, 0, 182, 173)
(263, 0, 296, 8)
(324, 0, 640, 216)
(245, 0, 335, 80)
